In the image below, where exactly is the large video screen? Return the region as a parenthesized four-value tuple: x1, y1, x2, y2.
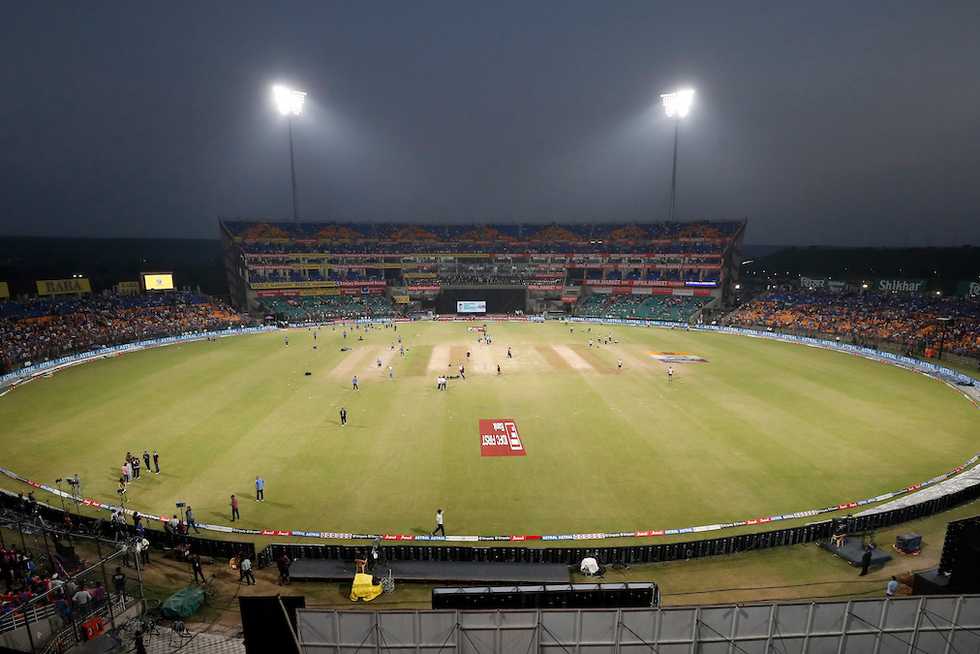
(142, 273, 175, 291)
(456, 300, 486, 313)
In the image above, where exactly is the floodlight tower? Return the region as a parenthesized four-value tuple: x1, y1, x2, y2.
(272, 84, 307, 222)
(660, 88, 695, 222)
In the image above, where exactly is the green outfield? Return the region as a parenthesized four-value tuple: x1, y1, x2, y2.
(0, 321, 976, 538)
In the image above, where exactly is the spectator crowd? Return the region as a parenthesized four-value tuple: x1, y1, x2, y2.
(0, 292, 252, 373)
(0, 542, 116, 628)
(727, 290, 980, 358)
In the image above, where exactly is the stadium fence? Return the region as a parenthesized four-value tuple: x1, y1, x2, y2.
(295, 594, 980, 653)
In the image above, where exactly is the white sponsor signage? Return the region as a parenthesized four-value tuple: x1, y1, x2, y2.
(456, 300, 486, 313)
(877, 279, 925, 293)
(800, 276, 826, 289)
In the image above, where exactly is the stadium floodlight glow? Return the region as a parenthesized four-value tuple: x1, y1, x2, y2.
(661, 87, 696, 222)
(270, 84, 307, 221)
(272, 85, 306, 116)
(661, 88, 695, 119)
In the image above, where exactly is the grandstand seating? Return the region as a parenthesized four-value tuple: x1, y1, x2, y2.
(728, 290, 980, 357)
(220, 220, 743, 314)
(223, 220, 742, 250)
(260, 295, 397, 322)
(0, 293, 250, 373)
(574, 294, 708, 322)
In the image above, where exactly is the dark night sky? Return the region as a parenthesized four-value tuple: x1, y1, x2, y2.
(2, 1, 979, 245)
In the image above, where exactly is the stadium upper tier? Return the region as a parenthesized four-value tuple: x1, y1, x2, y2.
(222, 220, 742, 255)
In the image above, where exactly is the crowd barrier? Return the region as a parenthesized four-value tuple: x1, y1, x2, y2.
(296, 595, 980, 653)
(257, 478, 980, 566)
(0, 325, 275, 391)
(3, 452, 977, 546)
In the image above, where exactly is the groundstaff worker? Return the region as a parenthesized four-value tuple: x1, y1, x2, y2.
(432, 508, 445, 536)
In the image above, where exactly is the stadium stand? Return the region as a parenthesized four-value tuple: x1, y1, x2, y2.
(260, 295, 397, 322)
(219, 220, 746, 316)
(0, 293, 250, 373)
(727, 290, 980, 358)
(574, 294, 709, 322)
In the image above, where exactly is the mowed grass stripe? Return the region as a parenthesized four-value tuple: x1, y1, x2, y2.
(569, 343, 617, 374)
(402, 344, 432, 377)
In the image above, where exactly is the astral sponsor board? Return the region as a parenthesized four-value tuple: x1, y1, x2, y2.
(457, 300, 486, 313)
(479, 419, 526, 456)
(36, 278, 92, 296)
(648, 352, 708, 363)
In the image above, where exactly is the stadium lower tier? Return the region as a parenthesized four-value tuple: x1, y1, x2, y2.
(260, 295, 398, 321)
(728, 291, 980, 358)
(574, 294, 708, 322)
(0, 293, 250, 373)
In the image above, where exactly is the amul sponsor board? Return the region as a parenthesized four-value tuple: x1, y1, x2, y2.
(479, 419, 526, 457)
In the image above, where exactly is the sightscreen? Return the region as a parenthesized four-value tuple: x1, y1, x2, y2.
(141, 273, 175, 291)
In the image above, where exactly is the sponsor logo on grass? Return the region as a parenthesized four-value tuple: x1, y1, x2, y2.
(648, 352, 708, 363)
(479, 419, 526, 457)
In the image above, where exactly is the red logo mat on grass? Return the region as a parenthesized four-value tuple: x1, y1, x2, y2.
(479, 419, 526, 456)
